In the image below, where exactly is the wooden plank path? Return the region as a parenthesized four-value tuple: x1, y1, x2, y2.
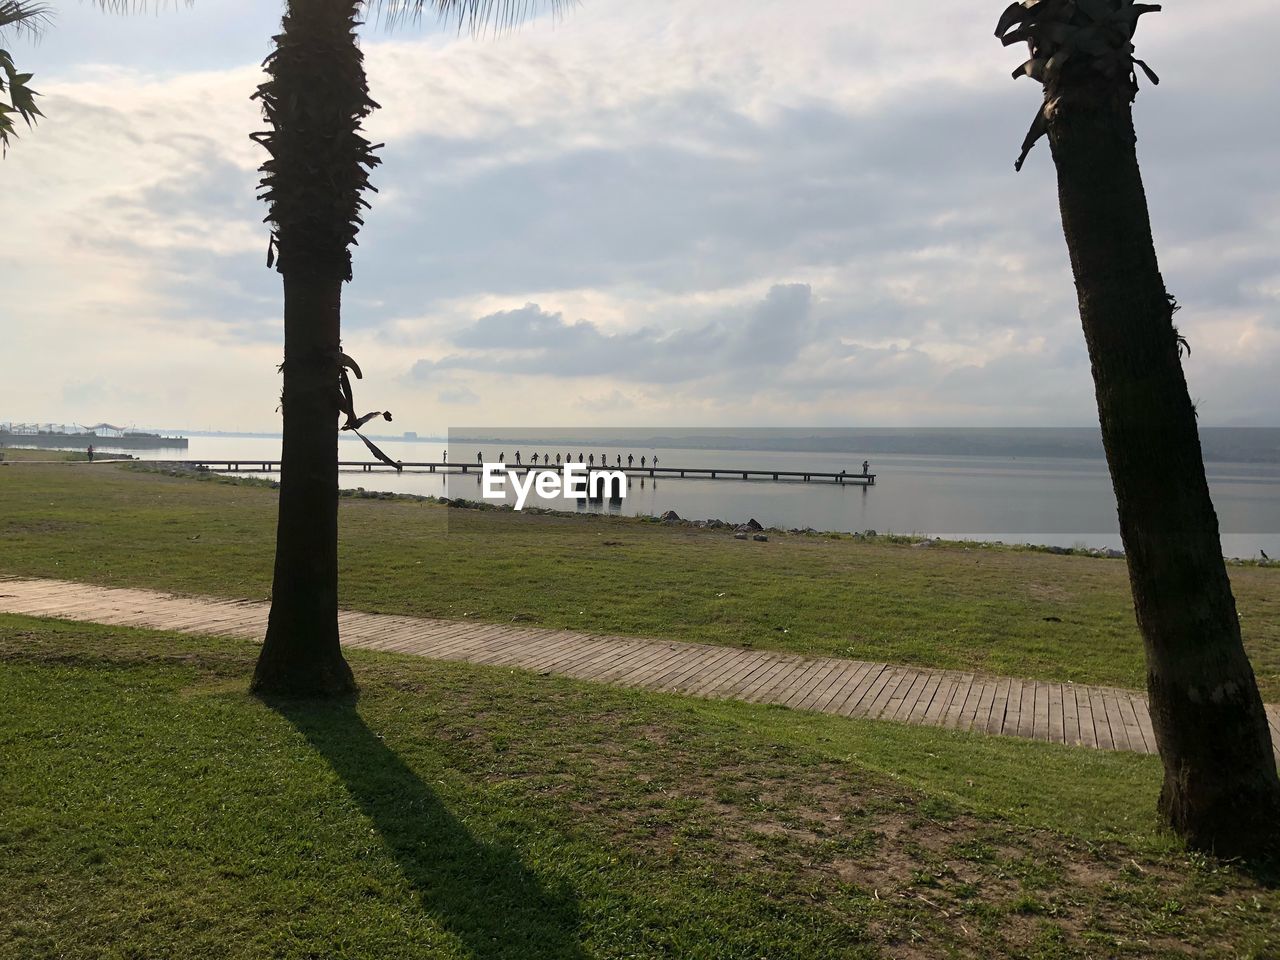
(2, 576, 1278, 760)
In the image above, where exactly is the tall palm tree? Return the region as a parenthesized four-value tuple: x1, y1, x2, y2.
(0, 0, 48, 153)
(996, 0, 1280, 855)
(82, 1, 561, 696)
(249, 0, 567, 696)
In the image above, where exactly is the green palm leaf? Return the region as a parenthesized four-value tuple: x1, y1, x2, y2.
(0, 0, 50, 153)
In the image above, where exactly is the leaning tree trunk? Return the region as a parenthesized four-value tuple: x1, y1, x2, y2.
(996, 0, 1280, 856)
(251, 0, 380, 697)
(1047, 81, 1280, 854)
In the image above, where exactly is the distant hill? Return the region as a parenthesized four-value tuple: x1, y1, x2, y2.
(446, 427, 1280, 463)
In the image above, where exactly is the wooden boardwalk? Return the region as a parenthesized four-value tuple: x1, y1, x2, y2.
(144, 459, 877, 485)
(2, 576, 1278, 759)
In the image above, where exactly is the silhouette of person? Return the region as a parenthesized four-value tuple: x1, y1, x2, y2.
(531, 452, 539, 465)
(862, 459, 870, 475)
(653, 456, 659, 468)
(627, 454, 634, 468)
(616, 454, 621, 467)
(556, 453, 562, 466)
(515, 450, 521, 465)
(476, 451, 482, 464)
(589, 454, 594, 466)
(498, 452, 505, 464)
(87, 444, 95, 463)
(641, 456, 646, 468)
(443, 449, 447, 463)
(578, 453, 584, 463)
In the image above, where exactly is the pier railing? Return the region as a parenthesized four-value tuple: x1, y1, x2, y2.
(148, 460, 876, 485)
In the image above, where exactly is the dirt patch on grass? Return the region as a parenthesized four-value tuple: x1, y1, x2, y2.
(1025, 580, 1071, 604)
(416, 688, 1278, 959)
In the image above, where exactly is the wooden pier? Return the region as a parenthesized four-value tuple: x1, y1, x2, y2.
(152, 460, 877, 485)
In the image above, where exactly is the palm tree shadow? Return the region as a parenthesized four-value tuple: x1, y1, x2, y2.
(269, 698, 586, 959)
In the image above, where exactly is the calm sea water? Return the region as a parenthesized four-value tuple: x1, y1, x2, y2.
(70, 434, 1280, 559)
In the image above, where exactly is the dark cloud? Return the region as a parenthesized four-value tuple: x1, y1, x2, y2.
(411, 283, 813, 383)
(353, 89, 1056, 311)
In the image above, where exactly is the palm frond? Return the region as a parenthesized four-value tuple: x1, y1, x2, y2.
(90, 0, 570, 33)
(368, 0, 573, 34)
(995, 0, 1162, 170)
(0, 1, 52, 39)
(0, 1, 49, 155)
(90, 1, 192, 12)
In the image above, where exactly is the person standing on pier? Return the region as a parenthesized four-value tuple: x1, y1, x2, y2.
(579, 453, 584, 463)
(628, 454, 634, 468)
(476, 451, 482, 465)
(556, 453, 562, 466)
(653, 455, 659, 468)
(588, 454, 594, 466)
(515, 450, 521, 465)
(862, 459, 870, 476)
(442, 450, 447, 464)
(531, 452, 539, 465)
(498, 452, 505, 464)
(616, 454, 621, 467)
(641, 456, 646, 468)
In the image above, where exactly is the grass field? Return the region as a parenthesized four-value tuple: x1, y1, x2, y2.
(0, 447, 88, 462)
(3, 615, 1278, 959)
(1, 462, 1277, 698)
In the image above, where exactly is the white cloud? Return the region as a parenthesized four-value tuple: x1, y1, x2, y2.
(1, 0, 1277, 431)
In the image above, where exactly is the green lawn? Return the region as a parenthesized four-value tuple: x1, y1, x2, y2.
(2, 462, 1277, 697)
(0, 447, 89, 462)
(3, 615, 1277, 959)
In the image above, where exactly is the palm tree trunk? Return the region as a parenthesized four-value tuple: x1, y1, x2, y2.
(1047, 82, 1279, 854)
(252, 271, 354, 697)
(251, 0, 374, 697)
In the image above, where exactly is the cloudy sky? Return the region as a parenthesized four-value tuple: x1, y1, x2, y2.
(3, 0, 1277, 433)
